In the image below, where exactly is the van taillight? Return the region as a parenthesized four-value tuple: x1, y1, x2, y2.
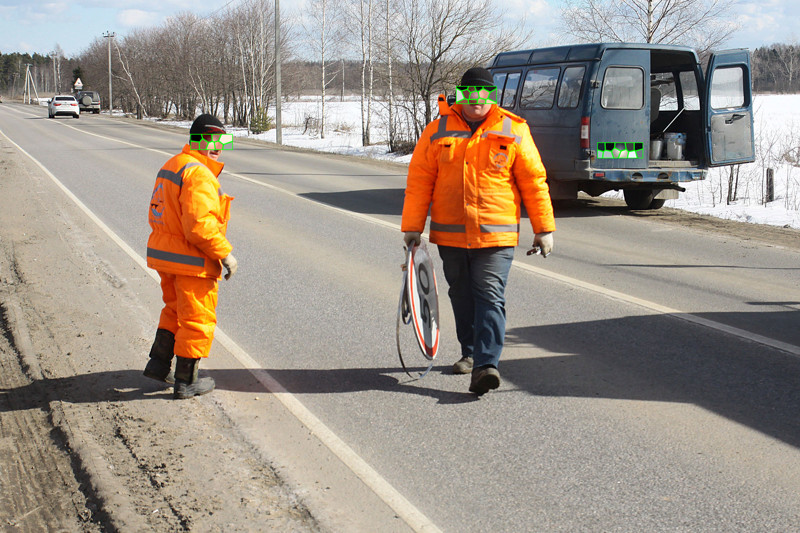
(580, 117, 590, 149)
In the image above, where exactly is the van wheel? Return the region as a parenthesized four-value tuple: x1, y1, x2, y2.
(649, 198, 666, 210)
(623, 190, 657, 210)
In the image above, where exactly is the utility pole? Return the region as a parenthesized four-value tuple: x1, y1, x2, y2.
(23, 64, 40, 104)
(103, 31, 115, 114)
(275, 0, 282, 145)
(51, 52, 58, 94)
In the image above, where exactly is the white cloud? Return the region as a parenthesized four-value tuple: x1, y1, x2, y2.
(527, 0, 554, 17)
(17, 40, 35, 53)
(117, 8, 159, 28)
(42, 2, 68, 14)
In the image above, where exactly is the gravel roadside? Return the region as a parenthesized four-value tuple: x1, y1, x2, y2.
(0, 133, 321, 532)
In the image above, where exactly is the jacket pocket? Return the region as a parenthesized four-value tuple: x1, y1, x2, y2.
(218, 194, 234, 224)
(438, 141, 456, 164)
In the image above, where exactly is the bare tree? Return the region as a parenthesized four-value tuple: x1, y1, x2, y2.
(770, 43, 799, 93)
(560, 0, 739, 55)
(394, 0, 530, 138)
(359, 0, 375, 145)
(51, 45, 65, 93)
(385, 0, 397, 150)
(341, 0, 377, 145)
(304, 0, 344, 138)
(229, 0, 278, 129)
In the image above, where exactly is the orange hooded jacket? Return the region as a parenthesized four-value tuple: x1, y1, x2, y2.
(401, 96, 555, 248)
(147, 145, 233, 278)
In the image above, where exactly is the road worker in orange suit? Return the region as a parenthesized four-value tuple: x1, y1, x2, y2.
(401, 67, 555, 395)
(143, 114, 237, 400)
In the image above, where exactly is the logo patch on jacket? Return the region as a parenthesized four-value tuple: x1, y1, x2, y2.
(492, 152, 508, 170)
(150, 184, 165, 222)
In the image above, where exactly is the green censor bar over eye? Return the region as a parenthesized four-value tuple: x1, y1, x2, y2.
(455, 86, 498, 105)
(189, 133, 234, 150)
(596, 142, 644, 159)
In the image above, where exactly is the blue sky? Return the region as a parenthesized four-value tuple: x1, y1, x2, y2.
(0, 0, 797, 59)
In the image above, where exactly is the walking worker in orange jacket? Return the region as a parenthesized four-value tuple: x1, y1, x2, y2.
(143, 114, 237, 400)
(401, 67, 555, 395)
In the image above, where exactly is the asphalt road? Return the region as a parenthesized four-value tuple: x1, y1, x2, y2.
(2, 102, 800, 532)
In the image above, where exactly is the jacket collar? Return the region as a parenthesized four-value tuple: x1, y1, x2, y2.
(181, 144, 225, 177)
(449, 103, 502, 130)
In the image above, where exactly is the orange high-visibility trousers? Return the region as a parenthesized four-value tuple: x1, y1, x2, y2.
(157, 272, 218, 359)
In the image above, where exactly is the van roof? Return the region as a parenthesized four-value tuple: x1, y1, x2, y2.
(490, 42, 700, 68)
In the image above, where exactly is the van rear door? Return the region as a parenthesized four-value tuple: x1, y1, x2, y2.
(592, 48, 649, 169)
(704, 49, 755, 166)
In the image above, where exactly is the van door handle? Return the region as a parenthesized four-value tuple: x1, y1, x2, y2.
(725, 113, 745, 124)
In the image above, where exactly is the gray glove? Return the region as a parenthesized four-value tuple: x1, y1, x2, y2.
(403, 231, 421, 248)
(221, 253, 238, 280)
(530, 232, 554, 258)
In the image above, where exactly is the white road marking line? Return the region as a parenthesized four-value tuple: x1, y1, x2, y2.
(0, 127, 443, 533)
(8, 107, 800, 360)
(9, 111, 800, 359)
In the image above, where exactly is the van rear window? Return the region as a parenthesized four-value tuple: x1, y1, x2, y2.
(601, 66, 644, 109)
(710, 66, 745, 109)
(521, 68, 560, 109)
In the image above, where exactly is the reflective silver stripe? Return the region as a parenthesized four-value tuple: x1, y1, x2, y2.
(157, 168, 183, 187)
(430, 221, 466, 233)
(480, 224, 520, 233)
(156, 162, 202, 187)
(430, 116, 472, 141)
(147, 247, 205, 267)
(481, 117, 521, 143)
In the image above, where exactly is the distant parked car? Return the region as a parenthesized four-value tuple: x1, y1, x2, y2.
(76, 91, 101, 114)
(48, 95, 80, 119)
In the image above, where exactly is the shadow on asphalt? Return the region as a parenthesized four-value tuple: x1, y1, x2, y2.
(0, 365, 478, 413)
(3, 310, 799, 447)
(502, 309, 800, 449)
(300, 189, 406, 216)
(295, 189, 656, 220)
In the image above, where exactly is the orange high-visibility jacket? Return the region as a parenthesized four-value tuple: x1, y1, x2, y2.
(147, 145, 233, 278)
(401, 97, 555, 248)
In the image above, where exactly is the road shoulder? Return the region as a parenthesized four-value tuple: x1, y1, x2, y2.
(0, 133, 319, 531)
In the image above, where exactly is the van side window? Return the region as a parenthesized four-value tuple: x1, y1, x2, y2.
(492, 72, 521, 109)
(502, 72, 521, 107)
(601, 66, 644, 109)
(710, 66, 745, 109)
(557, 66, 585, 108)
(521, 67, 560, 109)
(679, 72, 700, 110)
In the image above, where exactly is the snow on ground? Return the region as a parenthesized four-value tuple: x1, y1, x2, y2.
(669, 94, 800, 229)
(155, 94, 800, 230)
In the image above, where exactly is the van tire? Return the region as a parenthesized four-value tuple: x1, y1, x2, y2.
(649, 198, 666, 210)
(624, 190, 657, 210)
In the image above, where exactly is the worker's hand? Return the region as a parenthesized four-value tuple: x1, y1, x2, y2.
(221, 253, 238, 280)
(403, 231, 421, 249)
(528, 232, 553, 258)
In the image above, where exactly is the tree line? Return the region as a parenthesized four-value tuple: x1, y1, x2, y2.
(2, 0, 796, 149)
(752, 44, 800, 93)
(3, 0, 528, 150)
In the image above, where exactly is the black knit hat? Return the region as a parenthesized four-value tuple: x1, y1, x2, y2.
(460, 67, 494, 87)
(190, 114, 226, 136)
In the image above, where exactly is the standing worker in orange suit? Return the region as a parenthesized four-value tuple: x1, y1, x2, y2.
(143, 114, 238, 399)
(401, 67, 555, 395)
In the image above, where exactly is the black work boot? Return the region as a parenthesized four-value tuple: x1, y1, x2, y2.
(173, 356, 215, 400)
(143, 328, 175, 384)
